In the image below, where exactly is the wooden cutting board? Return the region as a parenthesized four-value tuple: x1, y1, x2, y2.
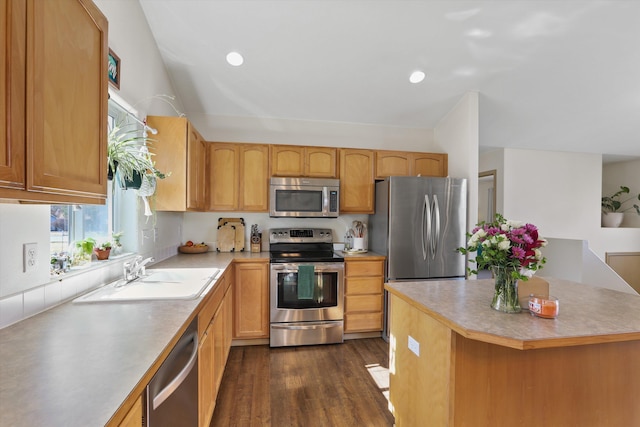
(217, 224, 236, 252)
(218, 217, 245, 252)
(234, 222, 245, 252)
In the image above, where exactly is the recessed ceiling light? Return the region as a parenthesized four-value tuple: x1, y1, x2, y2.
(409, 70, 426, 84)
(226, 51, 244, 66)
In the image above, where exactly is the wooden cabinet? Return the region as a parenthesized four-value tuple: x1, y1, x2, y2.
(208, 142, 269, 211)
(344, 257, 385, 333)
(375, 150, 448, 179)
(338, 148, 375, 213)
(233, 260, 269, 339)
(198, 322, 215, 427)
(270, 145, 337, 178)
(198, 269, 233, 427)
(0, 0, 108, 204)
(146, 116, 207, 211)
(117, 395, 143, 427)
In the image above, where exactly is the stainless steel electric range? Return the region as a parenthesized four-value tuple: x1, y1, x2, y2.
(269, 228, 344, 347)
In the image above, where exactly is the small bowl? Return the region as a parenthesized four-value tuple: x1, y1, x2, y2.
(528, 295, 559, 319)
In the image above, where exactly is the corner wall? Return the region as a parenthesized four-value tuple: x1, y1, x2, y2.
(434, 92, 480, 231)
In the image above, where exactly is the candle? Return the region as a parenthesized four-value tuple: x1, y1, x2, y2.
(528, 295, 559, 319)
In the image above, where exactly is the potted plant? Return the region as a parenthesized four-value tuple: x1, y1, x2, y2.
(111, 231, 124, 255)
(601, 186, 640, 227)
(107, 123, 167, 190)
(72, 237, 96, 265)
(94, 241, 112, 260)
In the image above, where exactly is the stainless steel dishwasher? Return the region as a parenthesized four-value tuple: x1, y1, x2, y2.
(146, 318, 198, 426)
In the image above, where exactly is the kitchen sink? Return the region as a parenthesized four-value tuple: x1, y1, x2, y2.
(74, 268, 223, 303)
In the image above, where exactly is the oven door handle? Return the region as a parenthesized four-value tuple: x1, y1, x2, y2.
(271, 264, 344, 272)
(271, 322, 340, 330)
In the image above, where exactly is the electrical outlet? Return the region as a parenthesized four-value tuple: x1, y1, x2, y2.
(23, 242, 38, 273)
(408, 335, 420, 357)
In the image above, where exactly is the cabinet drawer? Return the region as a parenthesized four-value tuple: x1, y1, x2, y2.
(345, 294, 383, 313)
(345, 276, 383, 295)
(344, 312, 383, 333)
(346, 260, 384, 277)
(199, 275, 226, 336)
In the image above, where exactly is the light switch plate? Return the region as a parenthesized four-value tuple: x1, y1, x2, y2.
(23, 242, 38, 273)
(408, 335, 420, 357)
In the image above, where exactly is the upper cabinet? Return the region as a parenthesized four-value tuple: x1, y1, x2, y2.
(376, 151, 448, 179)
(270, 145, 337, 178)
(339, 148, 375, 214)
(0, 0, 108, 204)
(208, 142, 269, 212)
(147, 116, 207, 211)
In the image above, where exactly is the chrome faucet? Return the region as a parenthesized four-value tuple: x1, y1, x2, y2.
(123, 255, 155, 282)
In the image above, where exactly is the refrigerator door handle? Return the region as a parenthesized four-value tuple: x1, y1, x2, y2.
(424, 194, 432, 260)
(421, 194, 429, 260)
(431, 195, 440, 259)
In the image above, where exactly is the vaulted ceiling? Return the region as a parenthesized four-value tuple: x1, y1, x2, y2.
(139, 1, 640, 160)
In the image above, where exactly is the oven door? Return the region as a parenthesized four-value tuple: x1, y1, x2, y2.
(270, 262, 344, 323)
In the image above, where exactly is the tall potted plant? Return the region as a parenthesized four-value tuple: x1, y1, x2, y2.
(601, 186, 640, 227)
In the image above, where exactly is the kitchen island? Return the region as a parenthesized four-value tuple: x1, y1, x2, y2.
(385, 278, 640, 427)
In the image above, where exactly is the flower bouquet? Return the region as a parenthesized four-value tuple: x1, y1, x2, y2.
(458, 214, 547, 313)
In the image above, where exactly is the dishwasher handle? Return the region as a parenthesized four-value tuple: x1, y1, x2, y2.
(152, 331, 198, 410)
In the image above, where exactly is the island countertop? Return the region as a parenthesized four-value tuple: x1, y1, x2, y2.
(385, 277, 640, 350)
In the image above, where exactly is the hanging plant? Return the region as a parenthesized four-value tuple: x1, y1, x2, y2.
(107, 123, 167, 191)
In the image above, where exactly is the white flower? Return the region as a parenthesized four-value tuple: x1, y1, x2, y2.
(497, 239, 511, 251)
(506, 220, 524, 228)
(539, 238, 548, 247)
(534, 248, 542, 259)
(520, 268, 535, 278)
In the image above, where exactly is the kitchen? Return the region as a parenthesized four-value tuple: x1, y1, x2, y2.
(2, 1, 640, 426)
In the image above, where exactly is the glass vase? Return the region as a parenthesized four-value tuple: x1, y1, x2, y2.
(490, 266, 521, 313)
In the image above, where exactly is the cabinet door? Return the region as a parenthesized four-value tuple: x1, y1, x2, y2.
(375, 151, 411, 179)
(198, 325, 215, 427)
(233, 262, 269, 339)
(187, 125, 206, 210)
(213, 302, 225, 394)
(27, 0, 108, 202)
(344, 258, 384, 333)
(270, 145, 304, 177)
(147, 116, 188, 211)
(339, 148, 374, 213)
(412, 153, 448, 177)
(239, 144, 269, 211)
(0, 0, 25, 190)
(306, 146, 337, 178)
(208, 143, 239, 211)
(117, 395, 143, 427)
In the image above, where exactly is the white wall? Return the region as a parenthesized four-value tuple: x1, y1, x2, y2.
(502, 148, 602, 240)
(433, 92, 480, 231)
(480, 147, 640, 277)
(189, 113, 435, 151)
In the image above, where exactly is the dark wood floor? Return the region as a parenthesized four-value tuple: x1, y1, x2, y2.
(210, 338, 395, 427)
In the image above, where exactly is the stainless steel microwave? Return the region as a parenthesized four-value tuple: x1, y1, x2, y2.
(269, 177, 340, 218)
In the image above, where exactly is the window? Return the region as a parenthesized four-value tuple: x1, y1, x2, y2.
(49, 98, 140, 260)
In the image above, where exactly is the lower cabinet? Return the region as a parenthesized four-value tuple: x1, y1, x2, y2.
(233, 261, 270, 339)
(198, 269, 233, 427)
(344, 257, 385, 333)
(117, 395, 143, 427)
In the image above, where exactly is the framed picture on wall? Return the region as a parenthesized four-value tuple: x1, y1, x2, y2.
(108, 48, 121, 89)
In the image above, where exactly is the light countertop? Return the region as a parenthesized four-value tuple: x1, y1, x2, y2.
(385, 277, 640, 350)
(0, 252, 262, 427)
(0, 249, 384, 426)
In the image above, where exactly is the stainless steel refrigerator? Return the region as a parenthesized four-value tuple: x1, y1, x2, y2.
(369, 176, 468, 339)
